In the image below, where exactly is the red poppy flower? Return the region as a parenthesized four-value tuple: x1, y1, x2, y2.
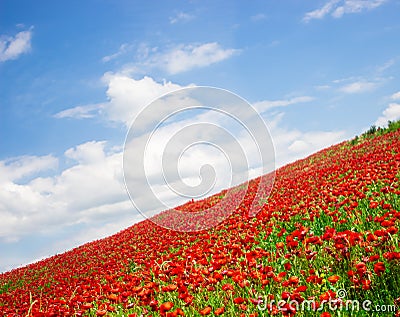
(369, 201, 379, 209)
(355, 262, 367, 276)
(327, 275, 340, 284)
(214, 307, 225, 315)
(234, 297, 245, 304)
(199, 307, 212, 315)
(160, 302, 174, 313)
(373, 262, 385, 276)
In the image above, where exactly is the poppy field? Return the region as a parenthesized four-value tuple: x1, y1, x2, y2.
(1, 122, 400, 316)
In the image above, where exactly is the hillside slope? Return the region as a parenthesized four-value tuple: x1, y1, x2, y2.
(1, 126, 400, 316)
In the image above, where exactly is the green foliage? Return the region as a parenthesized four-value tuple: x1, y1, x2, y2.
(366, 125, 377, 135)
(387, 120, 400, 133)
(349, 119, 400, 146)
(0, 281, 12, 295)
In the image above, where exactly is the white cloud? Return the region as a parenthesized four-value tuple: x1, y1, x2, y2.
(100, 42, 238, 76)
(78, 50, 201, 126)
(0, 155, 58, 183)
(54, 103, 103, 119)
(303, 0, 340, 22)
(147, 42, 239, 74)
(0, 141, 133, 242)
(121, 87, 275, 219)
(265, 114, 347, 167)
(391, 91, 400, 100)
(64, 141, 107, 164)
(253, 96, 315, 113)
(55, 75, 190, 126)
(377, 58, 396, 73)
(375, 103, 400, 127)
(169, 12, 194, 24)
(332, 0, 386, 18)
(102, 43, 130, 62)
(288, 131, 345, 154)
(339, 81, 377, 93)
(303, 0, 387, 22)
(102, 74, 190, 126)
(0, 27, 33, 62)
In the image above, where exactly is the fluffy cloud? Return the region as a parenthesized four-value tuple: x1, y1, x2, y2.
(56, 75, 189, 126)
(0, 155, 58, 183)
(121, 86, 276, 221)
(391, 91, 400, 100)
(288, 131, 345, 155)
(0, 141, 134, 242)
(102, 74, 190, 126)
(263, 113, 346, 167)
(375, 103, 400, 127)
(0, 27, 33, 62)
(303, 0, 387, 22)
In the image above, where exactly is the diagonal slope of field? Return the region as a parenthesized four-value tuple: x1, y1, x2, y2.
(1, 122, 400, 316)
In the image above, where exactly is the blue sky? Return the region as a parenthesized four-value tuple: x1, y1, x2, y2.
(1, 0, 400, 272)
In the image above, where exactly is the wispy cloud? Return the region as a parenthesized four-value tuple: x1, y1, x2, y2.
(315, 85, 331, 90)
(169, 12, 194, 24)
(376, 58, 396, 73)
(253, 96, 315, 113)
(145, 42, 239, 75)
(339, 80, 377, 94)
(102, 43, 130, 62)
(332, 0, 387, 18)
(303, 0, 340, 23)
(54, 104, 104, 119)
(303, 0, 387, 22)
(0, 26, 33, 62)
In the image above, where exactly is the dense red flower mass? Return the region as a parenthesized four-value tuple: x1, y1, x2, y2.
(0, 128, 399, 316)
